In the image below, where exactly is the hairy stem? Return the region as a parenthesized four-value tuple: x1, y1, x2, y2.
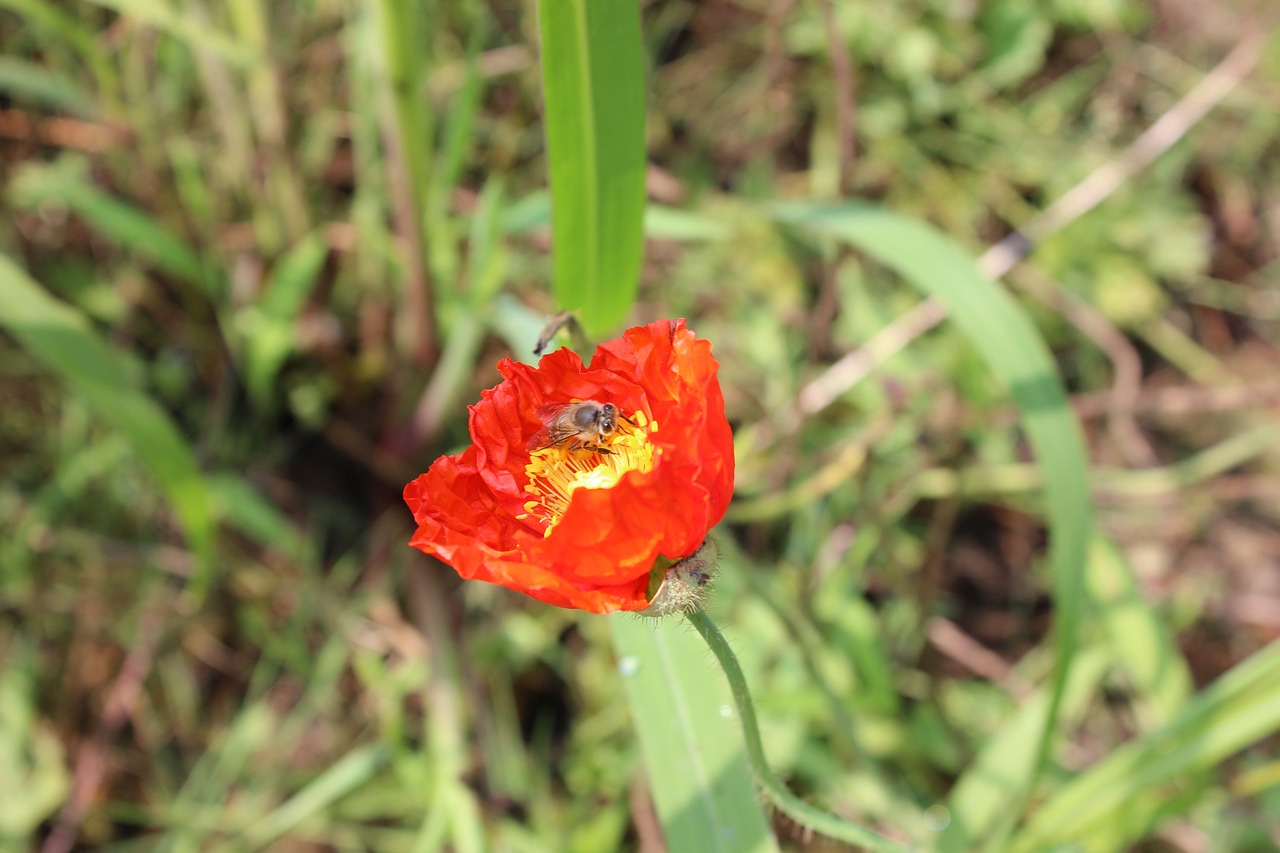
(685, 608, 913, 853)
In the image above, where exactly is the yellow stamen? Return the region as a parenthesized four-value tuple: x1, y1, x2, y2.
(523, 411, 659, 535)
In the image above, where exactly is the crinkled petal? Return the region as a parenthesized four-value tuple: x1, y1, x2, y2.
(403, 319, 735, 614)
(404, 453, 651, 612)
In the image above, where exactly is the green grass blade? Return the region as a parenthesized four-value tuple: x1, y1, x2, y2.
(537, 0, 646, 338)
(500, 193, 727, 243)
(167, 701, 276, 849)
(236, 744, 388, 850)
(206, 473, 308, 562)
(609, 616, 779, 853)
(241, 231, 329, 406)
(1012, 638, 1280, 852)
(426, 12, 486, 288)
(437, 20, 485, 203)
(86, 0, 258, 68)
(370, 0, 435, 363)
(0, 56, 97, 115)
(9, 159, 211, 292)
(1088, 536, 1192, 726)
(643, 205, 731, 241)
(0, 643, 70, 838)
(491, 293, 553, 365)
(769, 203, 1093, 847)
(343, 2, 392, 295)
(937, 648, 1109, 852)
(0, 0, 119, 108)
(0, 253, 214, 593)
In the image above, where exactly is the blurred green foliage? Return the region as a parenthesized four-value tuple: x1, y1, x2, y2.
(1, 0, 1278, 851)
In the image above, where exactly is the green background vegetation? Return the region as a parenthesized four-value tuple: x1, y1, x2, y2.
(1, 0, 1279, 850)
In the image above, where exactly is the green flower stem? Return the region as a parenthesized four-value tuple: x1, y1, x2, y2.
(686, 608, 913, 853)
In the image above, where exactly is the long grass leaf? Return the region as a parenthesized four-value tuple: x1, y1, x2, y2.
(610, 616, 779, 853)
(427, 11, 486, 288)
(500, 193, 727, 243)
(769, 203, 1093, 848)
(537, 0, 646, 337)
(0, 253, 214, 591)
(371, 0, 435, 362)
(1012, 639, 1280, 851)
(236, 745, 387, 850)
(937, 649, 1109, 852)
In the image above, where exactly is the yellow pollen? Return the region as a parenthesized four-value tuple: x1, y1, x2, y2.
(523, 411, 658, 535)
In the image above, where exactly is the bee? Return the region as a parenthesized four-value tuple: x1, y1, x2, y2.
(528, 400, 630, 454)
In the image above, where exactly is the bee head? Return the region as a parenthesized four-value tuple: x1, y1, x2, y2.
(598, 403, 618, 434)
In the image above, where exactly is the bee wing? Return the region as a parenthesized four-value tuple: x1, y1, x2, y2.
(527, 402, 575, 451)
(531, 424, 580, 450)
(534, 402, 571, 420)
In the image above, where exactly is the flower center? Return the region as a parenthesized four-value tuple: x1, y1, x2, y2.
(521, 409, 659, 534)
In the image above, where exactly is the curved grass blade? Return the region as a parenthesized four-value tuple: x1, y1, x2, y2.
(233, 744, 387, 852)
(1012, 638, 1280, 852)
(937, 647, 1109, 853)
(0, 253, 214, 593)
(610, 616, 779, 853)
(537, 0, 646, 338)
(769, 203, 1093, 849)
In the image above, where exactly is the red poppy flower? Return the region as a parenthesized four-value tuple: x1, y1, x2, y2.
(403, 319, 734, 613)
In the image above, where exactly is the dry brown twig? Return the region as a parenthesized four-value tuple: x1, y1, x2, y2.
(1074, 379, 1280, 418)
(926, 617, 1034, 700)
(0, 110, 129, 151)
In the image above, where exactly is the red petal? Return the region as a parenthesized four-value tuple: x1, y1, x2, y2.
(403, 319, 734, 614)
